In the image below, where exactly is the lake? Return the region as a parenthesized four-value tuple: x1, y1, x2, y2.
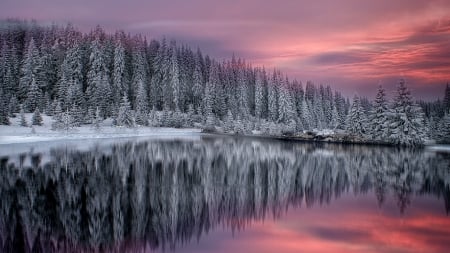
(0, 135, 449, 253)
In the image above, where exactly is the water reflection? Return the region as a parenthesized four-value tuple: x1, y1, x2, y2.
(0, 136, 449, 253)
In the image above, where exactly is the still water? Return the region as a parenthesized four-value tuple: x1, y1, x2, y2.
(0, 135, 449, 253)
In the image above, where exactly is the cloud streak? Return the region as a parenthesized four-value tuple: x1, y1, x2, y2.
(1, 0, 449, 99)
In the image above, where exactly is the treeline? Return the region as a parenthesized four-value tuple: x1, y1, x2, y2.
(0, 20, 449, 145)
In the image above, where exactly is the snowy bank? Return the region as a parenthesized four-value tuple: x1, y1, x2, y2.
(0, 113, 201, 145)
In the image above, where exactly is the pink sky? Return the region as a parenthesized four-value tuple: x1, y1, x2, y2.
(1, 0, 449, 99)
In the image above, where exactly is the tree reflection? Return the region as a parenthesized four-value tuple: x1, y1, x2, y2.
(0, 136, 449, 252)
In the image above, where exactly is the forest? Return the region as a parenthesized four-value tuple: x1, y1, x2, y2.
(0, 20, 449, 145)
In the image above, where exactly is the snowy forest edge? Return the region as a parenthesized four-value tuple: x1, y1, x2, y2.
(1, 20, 450, 146)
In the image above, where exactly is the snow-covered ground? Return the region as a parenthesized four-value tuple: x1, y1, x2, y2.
(0, 113, 201, 145)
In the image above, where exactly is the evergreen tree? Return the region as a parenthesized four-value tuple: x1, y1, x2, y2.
(192, 62, 204, 112)
(268, 71, 278, 122)
(8, 95, 19, 116)
(18, 38, 39, 102)
(346, 95, 366, 136)
(369, 85, 389, 141)
(116, 95, 135, 127)
(437, 112, 450, 143)
(224, 110, 234, 133)
(330, 106, 339, 130)
(25, 78, 42, 112)
(254, 68, 266, 120)
(203, 80, 215, 129)
(19, 104, 27, 127)
(301, 99, 312, 130)
(0, 90, 10, 124)
(51, 102, 64, 130)
(444, 83, 450, 112)
(93, 107, 102, 130)
(278, 78, 295, 124)
(135, 80, 149, 125)
(31, 107, 43, 126)
(388, 79, 426, 146)
(113, 41, 126, 106)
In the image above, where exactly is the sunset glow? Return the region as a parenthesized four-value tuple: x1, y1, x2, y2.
(1, 0, 449, 99)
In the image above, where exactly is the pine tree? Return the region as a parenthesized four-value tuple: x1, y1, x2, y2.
(93, 107, 102, 130)
(171, 46, 181, 110)
(113, 41, 126, 106)
(203, 80, 215, 129)
(51, 102, 64, 130)
(443, 83, 450, 112)
(8, 96, 19, 116)
(25, 78, 42, 112)
(192, 62, 204, 112)
(86, 39, 109, 113)
(370, 85, 389, 141)
(437, 111, 450, 143)
(18, 38, 39, 102)
(388, 79, 426, 146)
(301, 99, 312, 131)
(116, 95, 135, 127)
(19, 105, 27, 127)
(254, 68, 265, 120)
(346, 95, 366, 136)
(330, 106, 339, 130)
(31, 107, 43, 126)
(0, 87, 10, 125)
(268, 71, 278, 122)
(135, 80, 148, 125)
(278, 78, 295, 124)
(224, 110, 234, 133)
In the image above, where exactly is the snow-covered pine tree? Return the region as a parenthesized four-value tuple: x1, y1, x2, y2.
(93, 107, 102, 130)
(170, 45, 181, 111)
(116, 95, 135, 127)
(388, 79, 426, 146)
(192, 61, 204, 112)
(31, 107, 43, 126)
(224, 110, 234, 133)
(237, 66, 250, 118)
(185, 104, 195, 127)
(113, 41, 126, 109)
(278, 77, 296, 124)
(268, 71, 279, 122)
(254, 68, 265, 120)
(18, 38, 39, 103)
(369, 85, 389, 141)
(437, 111, 450, 143)
(330, 105, 339, 130)
(86, 39, 109, 115)
(203, 79, 215, 129)
(346, 95, 366, 136)
(8, 96, 19, 116)
(25, 78, 42, 112)
(135, 80, 148, 126)
(19, 104, 27, 127)
(51, 102, 63, 130)
(301, 98, 312, 131)
(443, 83, 450, 112)
(69, 103, 83, 127)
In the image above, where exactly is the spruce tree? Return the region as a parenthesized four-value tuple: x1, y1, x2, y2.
(388, 79, 426, 146)
(19, 105, 27, 127)
(31, 107, 43, 126)
(346, 95, 366, 136)
(370, 85, 389, 141)
(116, 95, 135, 127)
(0, 87, 10, 125)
